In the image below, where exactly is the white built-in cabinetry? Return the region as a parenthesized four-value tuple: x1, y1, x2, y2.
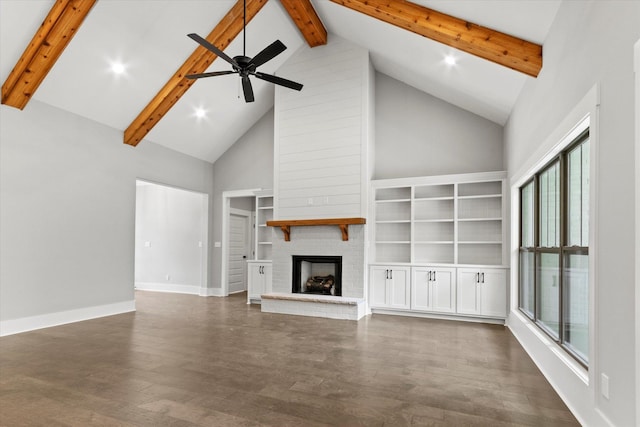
(369, 266, 411, 309)
(369, 172, 508, 321)
(247, 191, 273, 304)
(456, 268, 507, 318)
(411, 267, 456, 313)
(247, 262, 272, 304)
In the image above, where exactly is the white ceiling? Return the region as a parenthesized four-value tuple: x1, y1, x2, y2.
(0, 0, 561, 163)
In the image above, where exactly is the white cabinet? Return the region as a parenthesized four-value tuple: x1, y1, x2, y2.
(411, 267, 456, 313)
(369, 266, 410, 309)
(247, 261, 272, 304)
(456, 268, 507, 318)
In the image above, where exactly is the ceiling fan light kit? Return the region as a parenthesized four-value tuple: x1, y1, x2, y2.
(185, 0, 303, 103)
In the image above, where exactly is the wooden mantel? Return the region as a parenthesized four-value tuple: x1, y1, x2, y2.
(267, 218, 366, 241)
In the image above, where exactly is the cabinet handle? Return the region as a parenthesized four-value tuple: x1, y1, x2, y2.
(432, 271, 436, 282)
(385, 269, 388, 280)
(390, 270, 393, 280)
(481, 272, 485, 283)
(476, 272, 479, 283)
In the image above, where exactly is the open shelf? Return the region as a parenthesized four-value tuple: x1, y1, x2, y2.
(371, 173, 505, 266)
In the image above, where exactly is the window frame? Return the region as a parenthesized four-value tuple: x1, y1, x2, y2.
(518, 130, 590, 368)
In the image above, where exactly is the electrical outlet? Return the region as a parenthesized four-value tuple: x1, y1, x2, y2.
(144, 241, 151, 247)
(165, 274, 171, 281)
(307, 197, 313, 205)
(601, 373, 610, 399)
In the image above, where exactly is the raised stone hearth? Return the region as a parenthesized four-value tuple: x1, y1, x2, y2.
(261, 293, 366, 320)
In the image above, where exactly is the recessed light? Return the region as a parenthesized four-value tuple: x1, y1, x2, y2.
(194, 107, 207, 119)
(444, 55, 457, 66)
(110, 61, 126, 75)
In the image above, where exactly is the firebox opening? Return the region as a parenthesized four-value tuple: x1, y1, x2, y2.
(292, 255, 342, 296)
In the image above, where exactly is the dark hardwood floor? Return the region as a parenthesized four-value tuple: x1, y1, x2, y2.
(0, 291, 579, 426)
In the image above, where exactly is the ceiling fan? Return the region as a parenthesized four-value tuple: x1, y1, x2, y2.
(185, 0, 303, 103)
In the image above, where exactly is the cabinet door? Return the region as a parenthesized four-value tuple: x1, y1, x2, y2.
(369, 266, 389, 308)
(388, 268, 410, 309)
(431, 268, 456, 313)
(247, 263, 263, 301)
(262, 263, 273, 295)
(411, 267, 431, 311)
(456, 269, 481, 315)
(480, 269, 507, 317)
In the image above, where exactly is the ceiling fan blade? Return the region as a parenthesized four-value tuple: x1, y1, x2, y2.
(254, 72, 303, 91)
(242, 76, 255, 103)
(185, 70, 237, 79)
(249, 40, 287, 68)
(187, 33, 239, 68)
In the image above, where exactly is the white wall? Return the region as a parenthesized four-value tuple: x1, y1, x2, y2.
(274, 36, 373, 220)
(374, 72, 503, 180)
(210, 109, 274, 290)
(0, 100, 214, 333)
(135, 182, 206, 293)
(505, 2, 640, 426)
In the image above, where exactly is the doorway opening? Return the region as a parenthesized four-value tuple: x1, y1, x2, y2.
(134, 180, 209, 295)
(221, 189, 261, 296)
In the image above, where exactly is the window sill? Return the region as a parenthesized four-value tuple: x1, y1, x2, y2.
(511, 310, 589, 386)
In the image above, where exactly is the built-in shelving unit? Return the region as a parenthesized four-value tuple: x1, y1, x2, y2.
(371, 172, 506, 266)
(255, 191, 273, 261)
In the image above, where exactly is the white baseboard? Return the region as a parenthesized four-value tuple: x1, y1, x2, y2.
(135, 283, 225, 297)
(135, 282, 201, 295)
(200, 287, 225, 297)
(0, 300, 136, 337)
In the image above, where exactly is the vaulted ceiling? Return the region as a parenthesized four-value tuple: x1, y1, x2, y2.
(0, 0, 561, 163)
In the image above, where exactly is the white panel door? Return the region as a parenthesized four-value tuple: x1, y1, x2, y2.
(388, 267, 410, 309)
(228, 213, 249, 293)
(480, 269, 507, 317)
(247, 262, 263, 301)
(369, 266, 389, 308)
(457, 269, 481, 315)
(411, 267, 431, 311)
(431, 268, 456, 313)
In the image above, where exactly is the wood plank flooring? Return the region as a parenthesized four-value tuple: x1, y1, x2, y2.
(0, 291, 579, 426)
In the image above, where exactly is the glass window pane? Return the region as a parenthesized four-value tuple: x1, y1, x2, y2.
(567, 139, 590, 247)
(537, 252, 560, 338)
(581, 139, 590, 246)
(539, 162, 560, 247)
(521, 181, 535, 247)
(563, 253, 589, 363)
(519, 251, 535, 317)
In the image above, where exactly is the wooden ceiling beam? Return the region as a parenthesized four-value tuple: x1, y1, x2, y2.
(124, 0, 267, 147)
(1, 0, 97, 110)
(329, 0, 542, 77)
(279, 0, 327, 47)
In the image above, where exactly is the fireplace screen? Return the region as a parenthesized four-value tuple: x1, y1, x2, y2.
(292, 255, 342, 296)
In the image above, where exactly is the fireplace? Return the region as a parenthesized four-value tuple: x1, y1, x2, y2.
(292, 255, 342, 296)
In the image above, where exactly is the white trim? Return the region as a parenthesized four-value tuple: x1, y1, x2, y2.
(507, 84, 600, 425)
(0, 300, 135, 337)
(221, 189, 262, 297)
(634, 37, 640, 427)
(135, 282, 201, 295)
(372, 170, 506, 189)
(199, 287, 225, 297)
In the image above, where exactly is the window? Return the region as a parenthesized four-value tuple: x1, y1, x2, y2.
(518, 130, 590, 366)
